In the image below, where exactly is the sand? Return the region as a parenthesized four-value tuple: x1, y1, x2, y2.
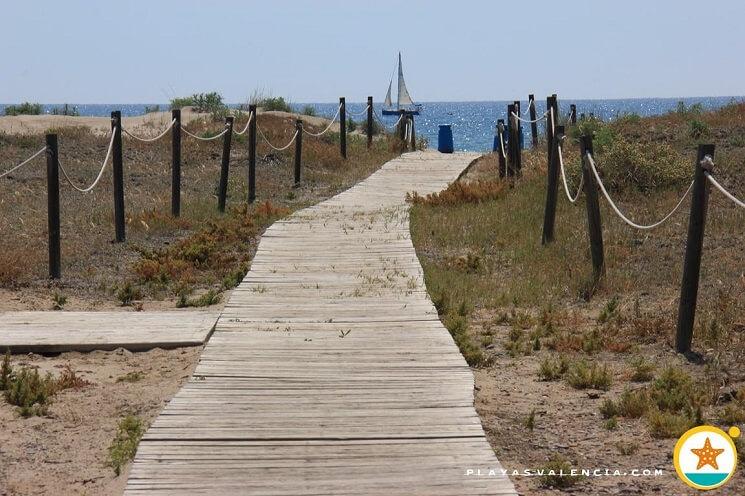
(0, 107, 356, 137)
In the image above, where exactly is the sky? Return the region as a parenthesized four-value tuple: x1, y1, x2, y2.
(2, 0, 744, 103)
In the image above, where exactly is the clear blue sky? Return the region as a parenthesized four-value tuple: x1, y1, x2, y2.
(2, 0, 743, 103)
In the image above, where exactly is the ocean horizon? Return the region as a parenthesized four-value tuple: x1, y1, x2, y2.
(2, 96, 742, 152)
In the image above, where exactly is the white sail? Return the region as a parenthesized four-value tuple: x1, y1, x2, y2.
(384, 80, 393, 108)
(397, 52, 414, 107)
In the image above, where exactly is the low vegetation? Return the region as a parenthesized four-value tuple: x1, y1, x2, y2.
(4, 102, 42, 116)
(410, 102, 745, 493)
(0, 109, 401, 307)
(0, 354, 91, 417)
(108, 415, 145, 476)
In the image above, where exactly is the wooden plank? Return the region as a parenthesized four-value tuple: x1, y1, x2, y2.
(0, 311, 218, 353)
(125, 151, 515, 495)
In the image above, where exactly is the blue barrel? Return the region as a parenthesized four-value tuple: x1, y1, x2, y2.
(438, 125, 454, 153)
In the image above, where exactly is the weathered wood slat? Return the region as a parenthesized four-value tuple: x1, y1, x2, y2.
(125, 151, 515, 495)
(0, 311, 218, 353)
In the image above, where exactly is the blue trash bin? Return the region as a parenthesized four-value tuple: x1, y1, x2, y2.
(438, 125, 454, 153)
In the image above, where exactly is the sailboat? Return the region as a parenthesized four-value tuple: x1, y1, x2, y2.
(382, 52, 423, 115)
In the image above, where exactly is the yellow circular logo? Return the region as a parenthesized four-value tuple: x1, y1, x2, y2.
(673, 425, 739, 490)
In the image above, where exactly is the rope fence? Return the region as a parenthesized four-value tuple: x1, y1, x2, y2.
(0, 146, 47, 178)
(705, 170, 745, 209)
(586, 153, 694, 229)
(0, 94, 414, 281)
(302, 104, 342, 137)
(557, 143, 583, 204)
(501, 92, 744, 356)
(57, 127, 117, 193)
(122, 119, 175, 142)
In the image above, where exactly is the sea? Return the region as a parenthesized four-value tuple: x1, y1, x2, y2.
(2, 97, 742, 152)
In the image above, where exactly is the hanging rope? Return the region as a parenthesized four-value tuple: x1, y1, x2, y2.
(257, 126, 299, 151)
(498, 130, 507, 159)
(557, 143, 583, 203)
(303, 104, 343, 137)
(181, 123, 230, 141)
(563, 108, 575, 125)
(586, 153, 694, 229)
(705, 170, 745, 209)
(122, 119, 176, 142)
(58, 128, 117, 193)
(523, 98, 534, 116)
(512, 111, 549, 124)
(0, 146, 47, 179)
(373, 111, 405, 133)
(344, 104, 371, 118)
(233, 111, 254, 136)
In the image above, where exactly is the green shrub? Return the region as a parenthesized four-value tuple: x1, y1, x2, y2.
(169, 96, 194, 110)
(629, 357, 655, 382)
(359, 117, 382, 136)
(539, 455, 581, 488)
(347, 117, 357, 132)
(598, 137, 689, 191)
(538, 355, 568, 381)
(176, 289, 221, 308)
(0, 350, 12, 390)
(3, 367, 56, 417)
(565, 360, 612, 390)
(301, 105, 316, 116)
(618, 388, 649, 418)
(600, 398, 620, 419)
(571, 119, 617, 153)
(257, 96, 292, 113)
(647, 409, 694, 438)
(689, 119, 710, 139)
(108, 415, 145, 475)
(144, 105, 160, 114)
(4, 102, 42, 116)
(116, 282, 142, 306)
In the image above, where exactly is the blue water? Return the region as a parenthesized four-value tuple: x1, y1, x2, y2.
(2, 96, 742, 152)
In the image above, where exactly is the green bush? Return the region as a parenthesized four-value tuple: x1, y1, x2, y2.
(4, 102, 42, 116)
(258, 96, 292, 113)
(108, 415, 145, 475)
(598, 138, 689, 191)
(347, 117, 357, 132)
(689, 119, 710, 139)
(301, 105, 316, 116)
(144, 105, 160, 114)
(169, 96, 194, 110)
(3, 367, 56, 417)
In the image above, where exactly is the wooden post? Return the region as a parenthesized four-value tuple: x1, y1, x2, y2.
(366, 96, 373, 149)
(217, 116, 233, 212)
(570, 104, 577, 125)
(339, 97, 347, 159)
(542, 125, 564, 244)
(409, 114, 416, 150)
(580, 135, 604, 286)
(545, 96, 555, 173)
(497, 119, 506, 178)
(506, 104, 516, 177)
(45, 134, 61, 279)
(513, 100, 522, 174)
(248, 105, 257, 204)
(294, 119, 303, 185)
(111, 111, 125, 242)
(675, 144, 715, 354)
(529, 94, 538, 148)
(171, 109, 181, 217)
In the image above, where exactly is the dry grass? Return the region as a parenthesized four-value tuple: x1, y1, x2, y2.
(410, 103, 745, 493)
(0, 113, 399, 308)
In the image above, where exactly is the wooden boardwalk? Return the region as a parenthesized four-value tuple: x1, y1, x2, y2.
(0, 311, 217, 353)
(126, 151, 516, 495)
